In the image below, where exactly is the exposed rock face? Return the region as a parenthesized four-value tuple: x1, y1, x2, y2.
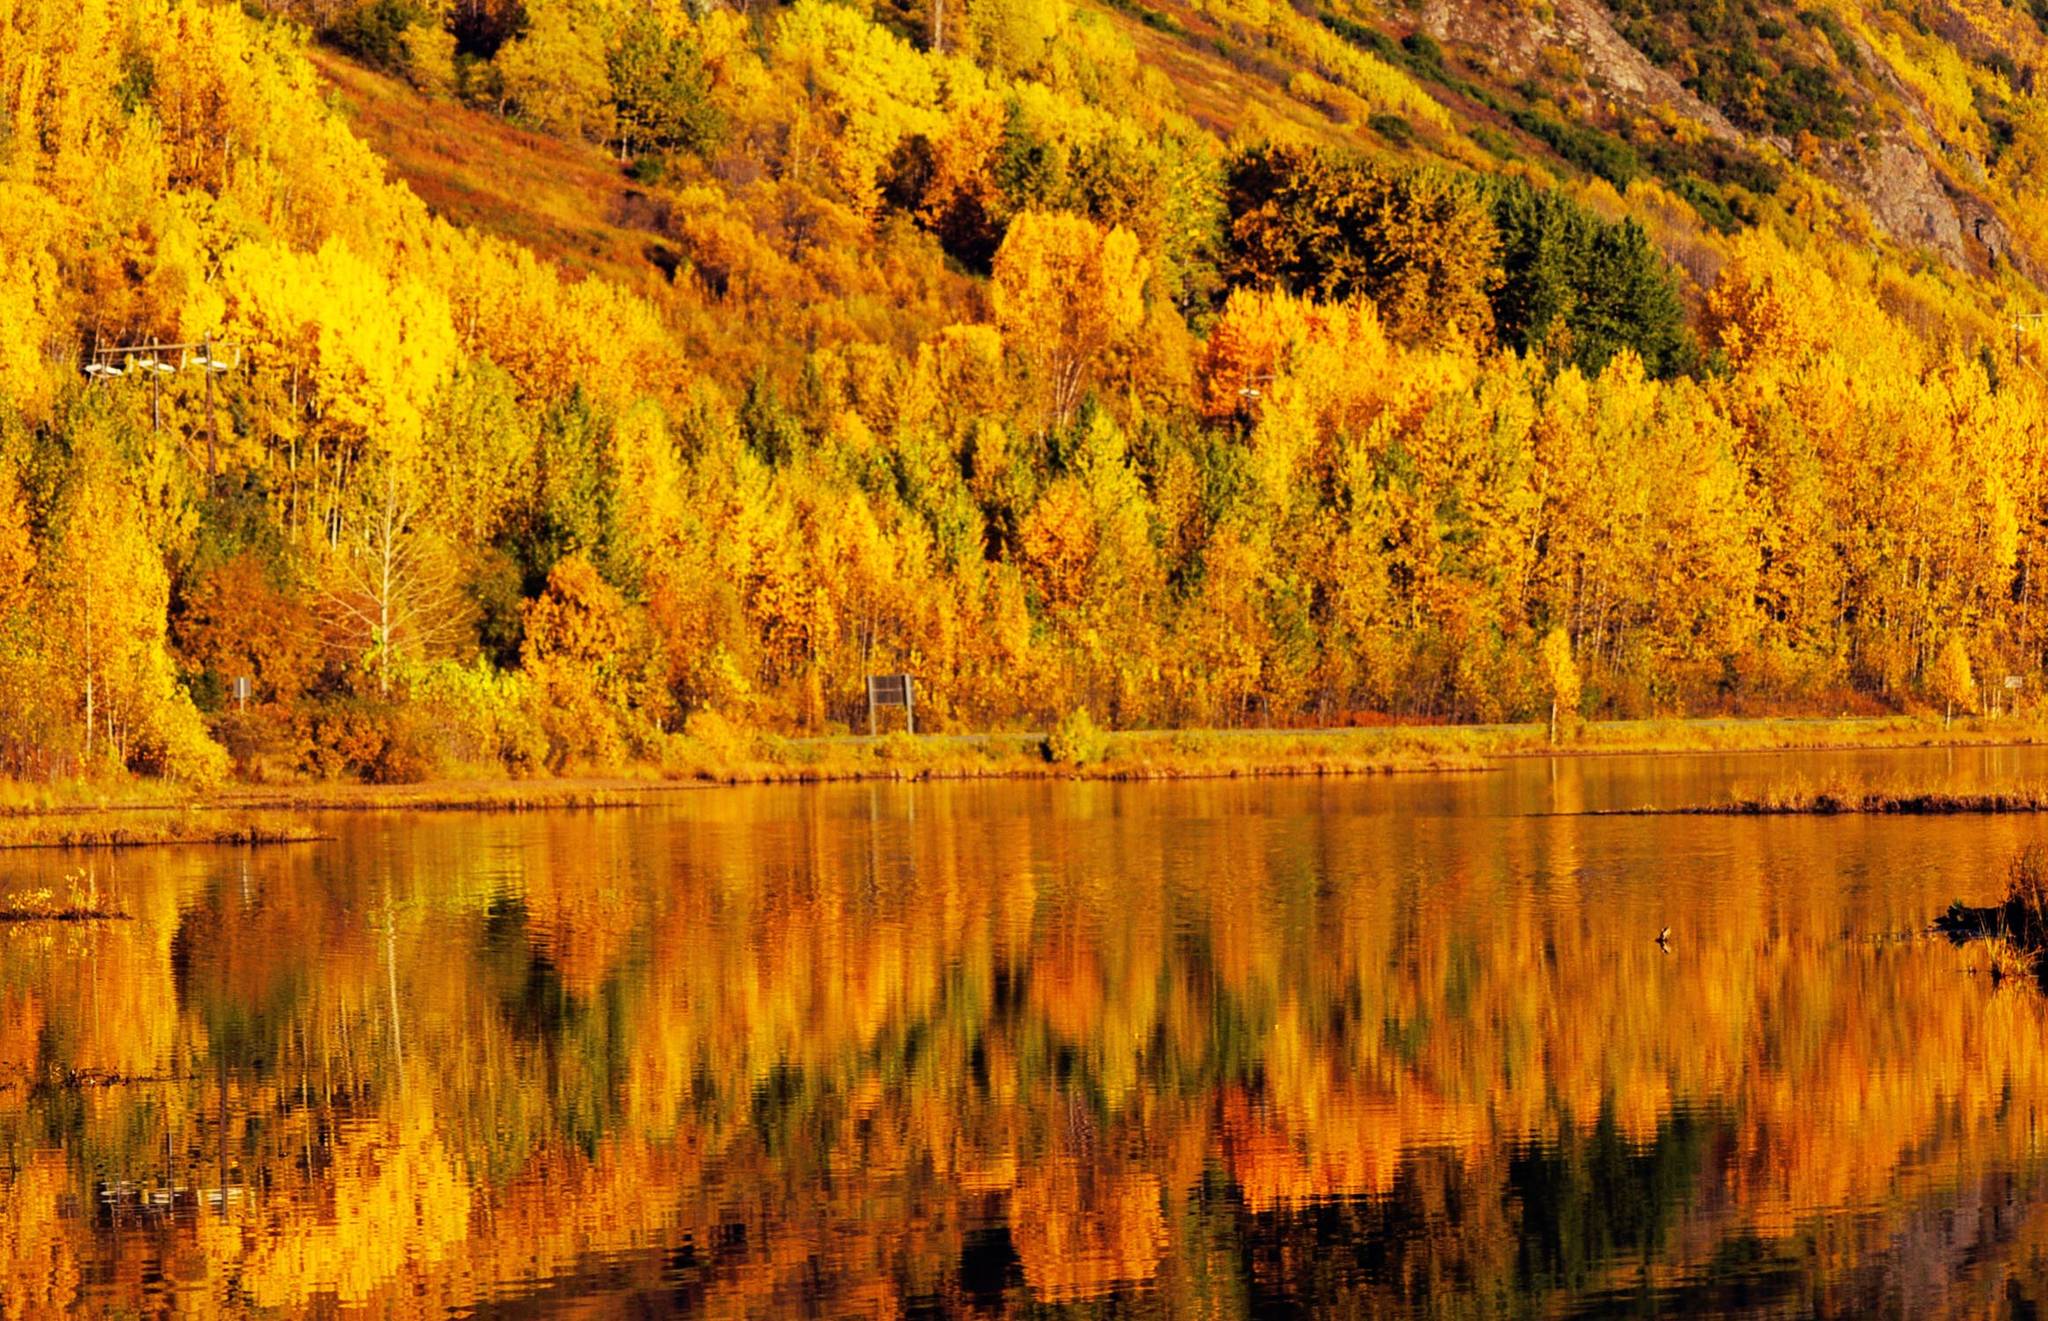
(1417, 0, 2027, 272)
(1419, 0, 1739, 138)
(1849, 135, 1966, 264)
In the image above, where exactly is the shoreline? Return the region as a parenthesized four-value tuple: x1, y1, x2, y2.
(0, 715, 2041, 823)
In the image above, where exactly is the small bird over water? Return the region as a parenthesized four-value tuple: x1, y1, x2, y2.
(1656, 926, 1671, 947)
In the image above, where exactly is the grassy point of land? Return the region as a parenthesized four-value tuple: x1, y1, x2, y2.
(0, 907, 132, 922)
(1634, 785, 2048, 816)
(0, 813, 327, 850)
(211, 781, 695, 813)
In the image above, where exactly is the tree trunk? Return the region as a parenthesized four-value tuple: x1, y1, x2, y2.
(81, 592, 95, 767)
(378, 478, 397, 698)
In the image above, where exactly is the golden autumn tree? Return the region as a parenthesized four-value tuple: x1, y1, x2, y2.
(522, 554, 661, 765)
(0, 459, 31, 618)
(1222, 144, 1498, 348)
(496, 2, 614, 142)
(39, 412, 224, 781)
(991, 211, 1149, 432)
(1933, 635, 1977, 727)
(1541, 627, 1579, 743)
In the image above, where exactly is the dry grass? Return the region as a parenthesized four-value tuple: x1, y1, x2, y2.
(1613, 769, 2048, 816)
(668, 727, 1492, 784)
(0, 812, 324, 850)
(1556, 714, 2048, 757)
(677, 714, 2048, 786)
(9, 715, 2048, 815)
(0, 874, 130, 922)
(1655, 783, 2048, 816)
(0, 778, 193, 818)
(313, 52, 669, 292)
(1937, 846, 2048, 987)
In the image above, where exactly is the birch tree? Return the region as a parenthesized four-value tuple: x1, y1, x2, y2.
(322, 458, 469, 698)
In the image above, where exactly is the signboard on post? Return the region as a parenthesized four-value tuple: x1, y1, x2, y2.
(866, 674, 915, 735)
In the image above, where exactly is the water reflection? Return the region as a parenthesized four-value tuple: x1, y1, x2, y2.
(4, 754, 2048, 1314)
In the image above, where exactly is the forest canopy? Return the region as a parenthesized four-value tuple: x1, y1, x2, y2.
(1, 0, 2045, 783)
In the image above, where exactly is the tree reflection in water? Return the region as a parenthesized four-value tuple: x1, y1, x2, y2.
(0, 775, 2045, 1315)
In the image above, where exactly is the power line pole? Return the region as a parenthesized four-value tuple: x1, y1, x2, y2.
(2012, 312, 2045, 371)
(83, 338, 243, 489)
(202, 335, 218, 487)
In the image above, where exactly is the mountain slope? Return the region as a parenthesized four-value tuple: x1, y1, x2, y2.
(314, 0, 2048, 338)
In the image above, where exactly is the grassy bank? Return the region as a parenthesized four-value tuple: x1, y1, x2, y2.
(674, 724, 1496, 784)
(1515, 714, 2048, 757)
(672, 712, 2048, 784)
(1637, 784, 2048, 816)
(4, 714, 2045, 820)
(0, 813, 326, 850)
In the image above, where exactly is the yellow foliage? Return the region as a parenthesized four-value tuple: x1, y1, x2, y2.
(991, 210, 1148, 429)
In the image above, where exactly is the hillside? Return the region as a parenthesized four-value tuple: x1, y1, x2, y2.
(0, 0, 2045, 786)
(313, 0, 2048, 306)
(313, 50, 677, 294)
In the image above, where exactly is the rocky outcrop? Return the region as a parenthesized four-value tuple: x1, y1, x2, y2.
(1416, 0, 2032, 273)
(1418, 0, 1740, 139)
(1848, 135, 1966, 264)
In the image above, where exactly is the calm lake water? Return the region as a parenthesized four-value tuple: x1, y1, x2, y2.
(8, 748, 2048, 1315)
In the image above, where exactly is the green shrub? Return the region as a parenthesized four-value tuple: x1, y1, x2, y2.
(1400, 31, 1446, 73)
(327, 0, 426, 74)
(404, 658, 544, 775)
(1507, 109, 1641, 187)
(1368, 113, 1415, 146)
(1798, 9, 1861, 68)
(139, 688, 231, 787)
(1045, 708, 1110, 768)
(1471, 127, 1519, 160)
(1672, 175, 1740, 234)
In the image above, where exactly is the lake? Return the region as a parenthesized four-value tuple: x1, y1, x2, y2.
(5, 747, 2048, 1315)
